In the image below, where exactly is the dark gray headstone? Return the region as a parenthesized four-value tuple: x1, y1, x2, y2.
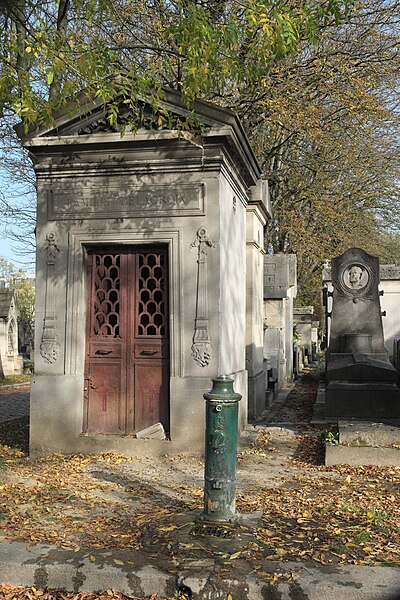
(326, 247, 400, 419)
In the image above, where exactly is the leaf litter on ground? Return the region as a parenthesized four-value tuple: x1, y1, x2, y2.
(0, 364, 398, 568)
(0, 584, 185, 600)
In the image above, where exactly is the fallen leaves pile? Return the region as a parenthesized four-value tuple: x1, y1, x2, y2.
(0, 445, 195, 551)
(272, 367, 319, 424)
(237, 464, 399, 567)
(0, 364, 399, 570)
(0, 585, 180, 600)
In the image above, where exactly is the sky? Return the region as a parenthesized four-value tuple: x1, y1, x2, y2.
(0, 234, 35, 272)
(0, 237, 16, 262)
(0, 173, 35, 272)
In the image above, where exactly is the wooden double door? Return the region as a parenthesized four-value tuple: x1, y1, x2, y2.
(84, 246, 169, 435)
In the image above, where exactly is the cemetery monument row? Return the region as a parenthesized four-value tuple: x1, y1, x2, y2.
(18, 88, 271, 456)
(325, 247, 400, 419)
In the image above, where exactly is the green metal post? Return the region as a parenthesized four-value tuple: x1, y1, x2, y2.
(201, 376, 242, 523)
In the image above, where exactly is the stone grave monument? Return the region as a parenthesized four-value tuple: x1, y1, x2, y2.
(293, 306, 316, 366)
(18, 88, 270, 456)
(0, 288, 23, 376)
(323, 262, 400, 365)
(325, 247, 400, 419)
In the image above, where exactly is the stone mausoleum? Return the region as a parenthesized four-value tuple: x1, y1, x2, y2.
(19, 89, 270, 456)
(0, 287, 23, 376)
(263, 254, 297, 391)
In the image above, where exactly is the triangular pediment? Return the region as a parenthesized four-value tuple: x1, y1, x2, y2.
(18, 88, 239, 140)
(17, 86, 261, 186)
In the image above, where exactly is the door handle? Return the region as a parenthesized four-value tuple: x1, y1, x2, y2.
(140, 350, 157, 356)
(95, 349, 113, 355)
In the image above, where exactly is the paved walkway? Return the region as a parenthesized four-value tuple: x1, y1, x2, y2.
(0, 386, 30, 423)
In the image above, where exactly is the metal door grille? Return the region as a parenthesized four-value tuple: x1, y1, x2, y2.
(93, 254, 120, 337)
(137, 251, 167, 337)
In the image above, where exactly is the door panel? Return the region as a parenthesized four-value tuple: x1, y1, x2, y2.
(86, 363, 124, 434)
(84, 246, 169, 435)
(134, 362, 169, 433)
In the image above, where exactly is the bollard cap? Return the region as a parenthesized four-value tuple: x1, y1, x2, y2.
(203, 376, 242, 403)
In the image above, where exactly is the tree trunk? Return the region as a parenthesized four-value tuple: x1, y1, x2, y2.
(48, 0, 70, 100)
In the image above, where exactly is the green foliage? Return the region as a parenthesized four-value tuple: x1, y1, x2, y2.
(0, 0, 353, 126)
(248, 0, 400, 301)
(0, 257, 35, 325)
(0, 0, 398, 307)
(325, 431, 339, 445)
(14, 277, 35, 324)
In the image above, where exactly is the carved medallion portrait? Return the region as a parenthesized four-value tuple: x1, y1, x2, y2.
(343, 264, 369, 290)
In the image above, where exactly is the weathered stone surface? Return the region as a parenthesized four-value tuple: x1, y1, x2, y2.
(0, 289, 23, 376)
(327, 248, 386, 357)
(326, 354, 398, 382)
(246, 181, 269, 419)
(264, 253, 296, 299)
(323, 260, 400, 366)
(338, 420, 400, 446)
(136, 422, 166, 439)
(326, 445, 400, 466)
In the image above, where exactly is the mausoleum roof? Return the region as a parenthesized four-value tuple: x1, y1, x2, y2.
(0, 289, 16, 319)
(17, 86, 261, 187)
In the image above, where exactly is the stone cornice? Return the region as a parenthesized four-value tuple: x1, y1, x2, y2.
(19, 88, 261, 188)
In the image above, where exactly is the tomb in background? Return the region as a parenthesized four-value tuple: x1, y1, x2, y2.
(263, 254, 297, 401)
(325, 247, 400, 419)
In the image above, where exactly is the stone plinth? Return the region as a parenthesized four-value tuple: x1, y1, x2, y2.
(326, 420, 400, 466)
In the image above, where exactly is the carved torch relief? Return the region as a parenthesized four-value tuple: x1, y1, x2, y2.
(191, 227, 215, 367)
(40, 232, 61, 364)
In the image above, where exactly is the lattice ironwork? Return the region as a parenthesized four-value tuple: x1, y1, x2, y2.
(137, 251, 167, 336)
(93, 254, 120, 337)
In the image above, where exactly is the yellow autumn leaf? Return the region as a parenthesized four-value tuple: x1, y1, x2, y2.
(269, 573, 279, 585)
(229, 551, 242, 560)
(113, 559, 124, 565)
(345, 542, 358, 548)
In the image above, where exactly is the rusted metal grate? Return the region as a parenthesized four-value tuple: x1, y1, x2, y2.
(191, 522, 238, 539)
